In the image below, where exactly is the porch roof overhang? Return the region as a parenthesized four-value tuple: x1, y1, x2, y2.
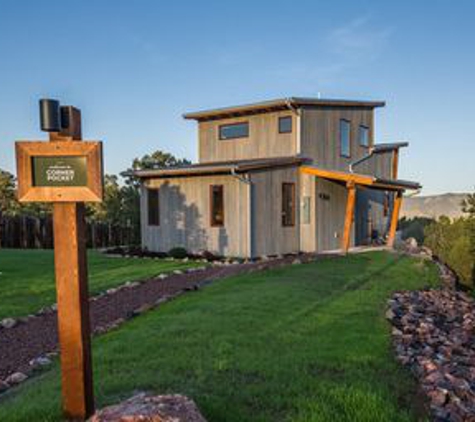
(134, 156, 308, 179)
(300, 166, 421, 192)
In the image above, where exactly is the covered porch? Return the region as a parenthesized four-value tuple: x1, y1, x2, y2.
(300, 166, 421, 253)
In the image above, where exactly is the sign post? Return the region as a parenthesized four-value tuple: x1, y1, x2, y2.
(16, 100, 103, 420)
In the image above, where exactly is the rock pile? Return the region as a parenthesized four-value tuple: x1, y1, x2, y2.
(89, 392, 207, 422)
(387, 288, 475, 421)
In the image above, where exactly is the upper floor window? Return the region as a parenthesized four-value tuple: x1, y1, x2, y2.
(210, 185, 225, 227)
(340, 119, 351, 158)
(148, 189, 160, 226)
(278, 116, 292, 133)
(359, 125, 369, 148)
(282, 183, 296, 227)
(219, 122, 249, 140)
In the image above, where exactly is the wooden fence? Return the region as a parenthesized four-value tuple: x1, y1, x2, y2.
(0, 215, 138, 249)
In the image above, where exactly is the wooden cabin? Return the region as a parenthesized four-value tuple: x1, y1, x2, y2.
(135, 98, 420, 258)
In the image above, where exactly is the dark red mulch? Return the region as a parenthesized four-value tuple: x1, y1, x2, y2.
(0, 254, 324, 382)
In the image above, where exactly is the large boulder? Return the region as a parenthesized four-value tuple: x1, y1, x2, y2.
(89, 393, 207, 422)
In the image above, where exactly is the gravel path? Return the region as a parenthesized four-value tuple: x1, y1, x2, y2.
(0, 254, 323, 382)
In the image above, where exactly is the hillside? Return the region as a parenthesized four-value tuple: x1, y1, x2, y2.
(401, 193, 468, 219)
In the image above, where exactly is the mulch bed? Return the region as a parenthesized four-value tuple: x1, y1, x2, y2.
(0, 254, 322, 386)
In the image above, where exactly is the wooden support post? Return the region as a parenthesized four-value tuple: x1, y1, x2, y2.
(387, 190, 403, 248)
(342, 182, 356, 254)
(51, 107, 94, 420)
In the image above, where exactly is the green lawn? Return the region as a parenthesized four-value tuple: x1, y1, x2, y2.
(0, 252, 439, 421)
(0, 249, 199, 320)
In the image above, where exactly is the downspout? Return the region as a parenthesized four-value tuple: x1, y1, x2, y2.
(231, 168, 253, 259)
(349, 147, 375, 173)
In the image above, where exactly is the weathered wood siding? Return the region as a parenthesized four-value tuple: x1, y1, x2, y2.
(299, 172, 317, 252)
(315, 178, 355, 252)
(300, 106, 374, 172)
(355, 151, 394, 179)
(250, 167, 300, 256)
(198, 111, 298, 163)
(141, 175, 249, 257)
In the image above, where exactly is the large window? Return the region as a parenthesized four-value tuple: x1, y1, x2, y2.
(282, 183, 295, 227)
(210, 185, 225, 227)
(147, 189, 160, 226)
(359, 125, 369, 147)
(219, 122, 249, 140)
(278, 116, 292, 133)
(340, 119, 351, 158)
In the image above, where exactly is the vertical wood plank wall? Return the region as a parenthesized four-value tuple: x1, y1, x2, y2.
(315, 179, 354, 252)
(250, 167, 300, 256)
(142, 175, 249, 257)
(299, 172, 317, 252)
(300, 106, 374, 172)
(198, 111, 298, 163)
(141, 166, 301, 258)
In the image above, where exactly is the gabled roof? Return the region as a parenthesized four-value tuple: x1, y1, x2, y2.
(183, 97, 386, 121)
(134, 156, 309, 179)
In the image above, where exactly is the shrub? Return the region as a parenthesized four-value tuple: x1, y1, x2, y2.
(424, 217, 474, 289)
(168, 247, 188, 259)
(398, 217, 435, 244)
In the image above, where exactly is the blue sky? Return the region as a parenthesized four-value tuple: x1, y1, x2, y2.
(0, 0, 474, 195)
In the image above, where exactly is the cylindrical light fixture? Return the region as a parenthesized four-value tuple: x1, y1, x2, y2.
(39, 99, 61, 132)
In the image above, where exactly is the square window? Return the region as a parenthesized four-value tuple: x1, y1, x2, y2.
(278, 116, 292, 133)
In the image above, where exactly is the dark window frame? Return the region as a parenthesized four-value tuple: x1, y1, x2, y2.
(218, 121, 249, 140)
(210, 185, 225, 227)
(358, 125, 370, 148)
(278, 115, 293, 134)
(147, 188, 160, 226)
(282, 182, 296, 227)
(339, 119, 351, 158)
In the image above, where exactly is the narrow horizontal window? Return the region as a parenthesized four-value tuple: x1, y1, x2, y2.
(278, 116, 292, 133)
(210, 185, 225, 227)
(219, 122, 249, 140)
(359, 125, 369, 147)
(340, 119, 351, 158)
(147, 189, 160, 226)
(282, 183, 296, 227)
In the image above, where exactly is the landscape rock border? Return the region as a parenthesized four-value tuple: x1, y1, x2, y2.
(387, 248, 475, 421)
(0, 252, 328, 395)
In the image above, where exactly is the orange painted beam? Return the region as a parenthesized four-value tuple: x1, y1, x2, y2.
(387, 191, 403, 248)
(341, 182, 357, 253)
(300, 166, 375, 186)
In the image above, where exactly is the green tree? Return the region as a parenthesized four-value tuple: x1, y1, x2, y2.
(0, 168, 18, 216)
(120, 150, 191, 244)
(461, 190, 475, 217)
(87, 175, 123, 224)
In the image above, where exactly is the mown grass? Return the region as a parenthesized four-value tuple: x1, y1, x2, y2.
(0, 251, 439, 421)
(0, 249, 199, 319)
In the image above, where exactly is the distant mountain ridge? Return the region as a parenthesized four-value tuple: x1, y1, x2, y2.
(401, 193, 469, 219)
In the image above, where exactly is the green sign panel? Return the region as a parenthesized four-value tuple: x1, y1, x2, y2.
(32, 156, 88, 187)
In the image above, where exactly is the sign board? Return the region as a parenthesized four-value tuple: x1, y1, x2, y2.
(16, 141, 103, 203)
(32, 156, 88, 187)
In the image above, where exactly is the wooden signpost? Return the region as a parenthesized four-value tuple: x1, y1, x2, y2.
(16, 100, 103, 420)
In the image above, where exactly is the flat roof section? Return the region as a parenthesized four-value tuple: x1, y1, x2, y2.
(183, 97, 386, 121)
